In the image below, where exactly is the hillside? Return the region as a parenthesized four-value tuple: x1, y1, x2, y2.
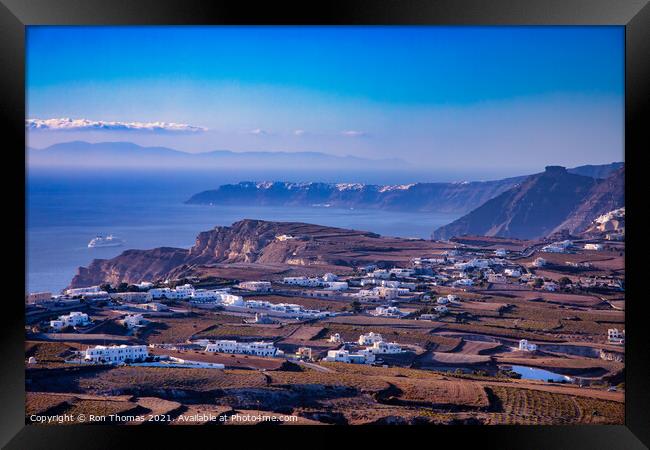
(432, 166, 624, 240)
(69, 219, 448, 288)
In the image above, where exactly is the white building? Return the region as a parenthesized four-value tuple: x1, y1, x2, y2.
(494, 248, 507, 257)
(323, 349, 375, 364)
(518, 339, 538, 352)
(135, 281, 153, 290)
(368, 269, 390, 279)
(26, 292, 52, 305)
(204, 340, 278, 357)
(434, 305, 448, 314)
(504, 268, 522, 277)
(65, 286, 103, 296)
(123, 314, 145, 329)
(83, 344, 148, 363)
(50, 311, 90, 331)
(322, 273, 338, 282)
(543, 282, 558, 292)
(389, 268, 415, 278)
(328, 333, 342, 343)
(372, 306, 405, 317)
(419, 313, 438, 320)
(358, 332, 383, 346)
(237, 281, 272, 292)
(533, 257, 547, 268)
(488, 273, 508, 284)
(282, 277, 324, 287)
(366, 341, 403, 354)
(584, 243, 604, 251)
(607, 328, 625, 345)
(453, 278, 474, 287)
(324, 281, 348, 291)
(114, 292, 150, 303)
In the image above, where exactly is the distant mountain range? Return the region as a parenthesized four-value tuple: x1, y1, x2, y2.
(186, 162, 623, 216)
(27, 141, 405, 170)
(432, 165, 624, 240)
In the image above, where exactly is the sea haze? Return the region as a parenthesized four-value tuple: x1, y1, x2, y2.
(26, 169, 460, 293)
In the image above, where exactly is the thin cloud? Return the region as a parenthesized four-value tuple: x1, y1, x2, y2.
(249, 128, 270, 136)
(341, 130, 366, 137)
(293, 129, 306, 136)
(26, 118, 207, 133)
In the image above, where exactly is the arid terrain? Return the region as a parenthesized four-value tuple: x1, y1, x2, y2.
(26, 215, 625, 426)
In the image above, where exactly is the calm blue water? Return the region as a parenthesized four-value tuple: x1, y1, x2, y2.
(508, 365, 573, 382)
(27, 170, 459, 294)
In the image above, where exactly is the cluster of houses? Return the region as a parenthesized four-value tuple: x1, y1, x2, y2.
(542, 240, 574, 253)
(282, 274, 348, 291)
(323, 332, 404, 364)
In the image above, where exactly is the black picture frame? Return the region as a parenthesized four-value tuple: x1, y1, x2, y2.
(2, 0, 648, 448)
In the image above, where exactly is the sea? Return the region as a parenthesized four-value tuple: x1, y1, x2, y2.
(26, 169, 460, 294)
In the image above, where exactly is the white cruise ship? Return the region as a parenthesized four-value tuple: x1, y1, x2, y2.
(88, 235, 124, 248)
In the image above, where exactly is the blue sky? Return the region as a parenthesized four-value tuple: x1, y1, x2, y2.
(26, 26, 624, 177)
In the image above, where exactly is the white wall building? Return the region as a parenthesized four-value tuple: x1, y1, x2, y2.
(123, 313, 145, 329)
(518, 339, 538, 352)
(282, 277, 324, 287)
(50, 311, 90, 331)
(372, 306, 405, 317)
(323, 281, 349, 291)
(504, 268, 522, 277)
(323, 349, 375, 364)
(204, 340, 278, 357)
(584, 243, 604, 251)
(322, 273, 338, 282)
(494, 248, 507, 257)
(533, 257, 547, 268)
(83, 344, 148, 363)
(328, 333, 342, 343)
(26, 292, 52, 305)
(65, 286, 102, 296)
(237, 281, 272, 292)
(366, 341, 403, 354)
(358, 332, 383, 346)
(607, 328, 625, 344)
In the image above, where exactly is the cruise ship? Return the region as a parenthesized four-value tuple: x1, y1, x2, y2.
(87, 235, 124, 248)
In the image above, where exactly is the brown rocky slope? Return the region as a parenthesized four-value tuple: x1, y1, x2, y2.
(70, 219, 449, 288)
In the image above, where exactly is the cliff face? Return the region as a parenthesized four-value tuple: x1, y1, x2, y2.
(432, 166, 624, 240)
(185, 178, 525, 214)
(69, 219, 442, 288)
(184, 163, 622, 215)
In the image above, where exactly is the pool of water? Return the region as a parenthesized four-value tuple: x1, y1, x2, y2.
(507, 365, 574, 382)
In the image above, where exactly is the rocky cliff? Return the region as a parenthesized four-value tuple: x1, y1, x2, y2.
(69, 219, 445, 288)
(432, 166, 624, 240)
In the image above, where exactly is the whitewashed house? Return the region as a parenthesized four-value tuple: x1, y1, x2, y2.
(237, 281, 272, 292)
(533, 257, 547, 268)
(584, 243, 604, 251)
(358, 332, 383, 346)
(123, 314, 145, 329)
(366, 341, 403, 354)
(607, 328, 625, 345)
(204, 340, 277, 357)
(323, 349, 375, 364)
(518, 339, 538, 352)
(328, 333, 342, 343)
(83, 344, 148, 363)
(50, 311, 90, 331)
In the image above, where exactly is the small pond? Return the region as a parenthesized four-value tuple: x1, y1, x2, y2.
(506, 365, 574, 382)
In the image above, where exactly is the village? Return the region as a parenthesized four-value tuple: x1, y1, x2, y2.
(25, 229, 625, 425)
